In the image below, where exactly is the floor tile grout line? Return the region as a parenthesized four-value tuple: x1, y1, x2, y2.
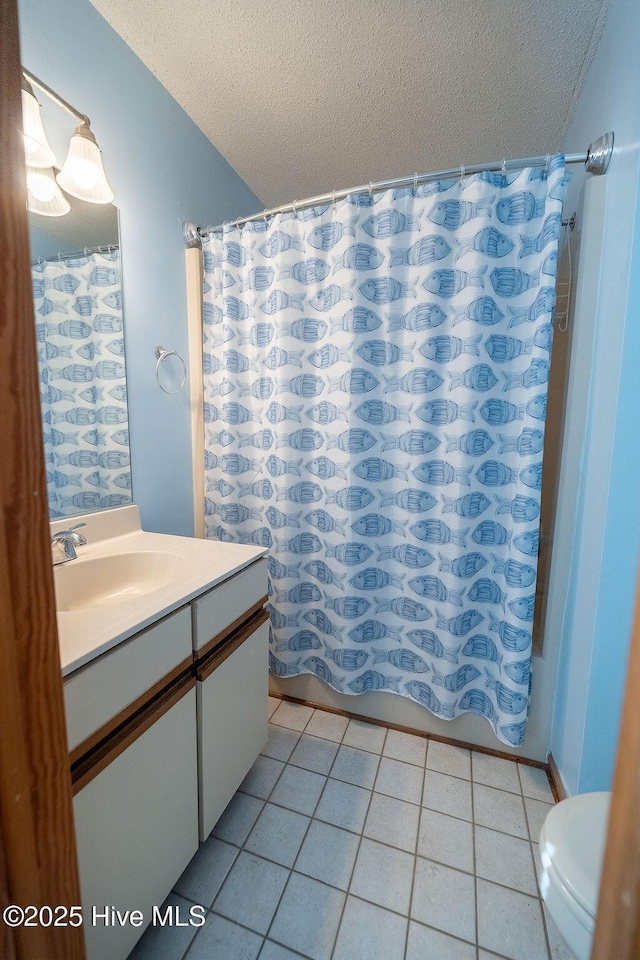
(404, 735, 429, 958)
(329, 724, 386, 960)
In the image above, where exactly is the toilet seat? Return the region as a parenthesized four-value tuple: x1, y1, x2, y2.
(539, 791, 610, 960)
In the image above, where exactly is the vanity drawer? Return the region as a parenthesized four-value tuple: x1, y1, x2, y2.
(64, 605, 192, 755)
(192, 557, 267, 655)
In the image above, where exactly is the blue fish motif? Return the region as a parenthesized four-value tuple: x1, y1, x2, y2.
(203, 302, 224, 325)
(503, 658, 532, 685)
(495, 494, 540, 522)
(265, 506, 301, 529)
(275, 631, 321, 653)
(305, 508, 347, 534)
(374, 597, 432, 622)
(357, 340, 414, 366)
(500, 722, 527, 746)
(265, 455, 302, 478)
(472, 521, 511, 546)
(267, 604, 300, 629)
(304, 457, 348, 481)
(101, 292, 122, 310)
(407, 630, 460, 664)
(260, 290, 306, 314)
(333, 243, 385, 272)
(355, 400, 411, 425)
(263, 346, 304, 370)
(86, 429, 109, 446)
(237, 428, 274, 450)
(307, 219, 357, 251)
(324, 644, 369, 672)
(309, 282, 356, 311)
(324, 595, 371, 619)
(275, 480, 322, 502)
(59, 491, 101, 509)
(329, 369, 379, 395)
(304, 561, 345, 589)
(344, 192, 381, 207)
(206, 501, 261, 523)
(96, 406, 128, 425)
(93, 314, 123, 334)
(438, 552, 487, 579)
(330, 306, 382, 333)
(435, 608, 484, 637)
(274, 532, 322, 554)
(259, 231, 303, 258)
(442, 492, 491, 519)
(383, 369, 444, 395)
(519, 464, 544, 489)
(50, 364, 94, 383)
(348, 671, 400, 693)
(518, 213, 561, 257)
(325, 486, 375, 511)
(432, 664, 481, 692)
(268, 653, 301, 678)
(266, 401, 303, 424)
(484, 335, 533, 363)
(480, 399, 525, 426)
(303, 608, 345, 636)
(276, 428, 324, 451)
(70, 296, 98, 316)
(508, 289, 555, 327)
(351, 513, 406, 538)
(542, 251, 558, 277)
(279, 258, 330, 285)
(485, 672, 528, 714)
(380, 430, 439, 455)
(306, 401, 350, 424)
(413, 460, 472, 487)
(476, 461, 518, 486)
(462, 634, 503, 665)
(349, 620, 402, 644)
(353, 457, 408, 482)
(376, 543, 435, 569)
(468, 578, 507, 609)
(423, 266, 487, 298)
(527, 395, 547, 420)
(207, 478, 236, 497)
(388, 235, 451, 267)
(416, 399, 477, 426)
(324, 542, 373, 566)
(46, 319, 92, 339)
(534, 323, 554, 352)
(408, 575, 465, 607)
(408, 519, 467, 548)
(240, 527, 273, 547)
(237, 324, 274, 350)
(350, 567, 405, 591)
(362, 210, 421, 238)
(41, 386, 75, 404)
(327, 428, 377, 454)
(284, 318, 328, 342)
(489, 267, 540, 298)
(50, 272, 82, 293)
(222, 402, 260, 424)
(53, 449, 99, 468)
(302, 657, 344, 691)
(488, 613, 531, 651)
(38, 342, 72, 361)
(207, 525, 235, 544)
(222, 296, 250, 321)
(458, 689, 498, 723)
(237, 266, 275, 292)
(404, 681, 455, 718)
(76, 343, 102, 361)
(373, 649, 430, 673)
(491, 554, 536, 588)
(211, 453, 260, 476)
(277, 374, 325, 398)
(359, 278, 417, 303)
(455, 227, 514, 260)
(386, 303, 447, 332)
(427, 196, 493, 229)
(207, 430, 235, 450)
(94, 361, 125, 380)
(378, 489, 436, 516)
(496, 191, 546, 224)
(509, 595, 536, 621)
(308, 344, 351, 369)
(46, 469, 82, 489)
(549, 176, 570, 201)
(448, 363, 498, 393)
(513, 530, 540, 556)
(274, 582, 323, 604)
(85, 266, 119, 287)
(210, 378, 236, 397)
(108, 385, 127, 402)
(238, 478, 273, 499)
(444, 429, 493, 457)
(113, 473, 132, 490)
(419, 334, 482, 363)
(474, 171, 519, 188)
(451, 296, 505, 327)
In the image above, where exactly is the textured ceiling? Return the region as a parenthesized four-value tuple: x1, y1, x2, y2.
(90, 0, 609, 209)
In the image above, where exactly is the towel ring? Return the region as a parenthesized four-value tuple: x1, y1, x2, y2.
(155, 345, 186, 394)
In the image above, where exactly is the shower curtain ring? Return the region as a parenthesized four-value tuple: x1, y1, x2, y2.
(331, 190, 336, 206)
(369, 181, 374, 197)
(501, 158, 507, 174)
(413, 172, 418, 191)
(459, 164, 465, 186)
(292, 200, 298, 215)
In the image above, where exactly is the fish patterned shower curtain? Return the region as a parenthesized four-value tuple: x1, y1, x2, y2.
(202, 158, 567, 747)
(32, 248, 132, 517)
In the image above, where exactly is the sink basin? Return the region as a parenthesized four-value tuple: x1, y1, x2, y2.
(54, 551, 189, 612)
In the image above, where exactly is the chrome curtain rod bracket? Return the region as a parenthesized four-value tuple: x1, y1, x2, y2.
(184, 132, 614, 243)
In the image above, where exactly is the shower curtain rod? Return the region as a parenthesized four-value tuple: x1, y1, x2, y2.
(184, 132, 614, 246)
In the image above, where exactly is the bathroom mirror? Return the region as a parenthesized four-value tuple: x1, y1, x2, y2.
(30, 197, 132, 519)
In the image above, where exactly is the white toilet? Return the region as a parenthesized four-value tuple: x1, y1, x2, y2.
(539, 791, 610, 960)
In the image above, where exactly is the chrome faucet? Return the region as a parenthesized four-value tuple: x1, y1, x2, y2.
(51, 522, 87, 565)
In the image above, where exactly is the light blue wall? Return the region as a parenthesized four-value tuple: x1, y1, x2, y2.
(550, 0, 640, 794)
(19, 0, 262, 536)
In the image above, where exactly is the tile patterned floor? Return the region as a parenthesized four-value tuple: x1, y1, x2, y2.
(130, 699, 577, 960)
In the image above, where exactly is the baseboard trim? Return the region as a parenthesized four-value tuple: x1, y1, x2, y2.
(270, 690, 552, 774)
(547, 751, 568, 802)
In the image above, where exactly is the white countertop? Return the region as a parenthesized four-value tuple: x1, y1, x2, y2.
(52, 505, 266, 677)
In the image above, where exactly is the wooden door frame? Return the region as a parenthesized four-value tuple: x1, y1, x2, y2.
(0, 2, 84, 957)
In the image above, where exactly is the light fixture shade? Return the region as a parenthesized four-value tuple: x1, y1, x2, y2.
(56, 122, 114, 204)
(26, 165, 71, 217)
(21, 78, 56, 168)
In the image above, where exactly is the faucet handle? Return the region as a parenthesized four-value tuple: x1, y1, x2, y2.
(68, 522, 87, 544)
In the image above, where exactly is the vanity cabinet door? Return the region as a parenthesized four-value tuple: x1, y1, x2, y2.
(73, 687, 198, 960)
(197, 615, 269, 841)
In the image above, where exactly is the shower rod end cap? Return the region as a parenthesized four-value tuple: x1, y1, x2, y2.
(585, 132, 614, 175)
(183, 220, 202, 248)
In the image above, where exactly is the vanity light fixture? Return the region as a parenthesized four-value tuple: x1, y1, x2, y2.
(21, 67, 114, 213)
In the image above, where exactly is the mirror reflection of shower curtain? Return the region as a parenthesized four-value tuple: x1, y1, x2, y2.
(202, 158, 567, 747)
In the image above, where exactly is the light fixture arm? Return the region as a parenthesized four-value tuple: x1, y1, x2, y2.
(22, 67, 89, 128)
